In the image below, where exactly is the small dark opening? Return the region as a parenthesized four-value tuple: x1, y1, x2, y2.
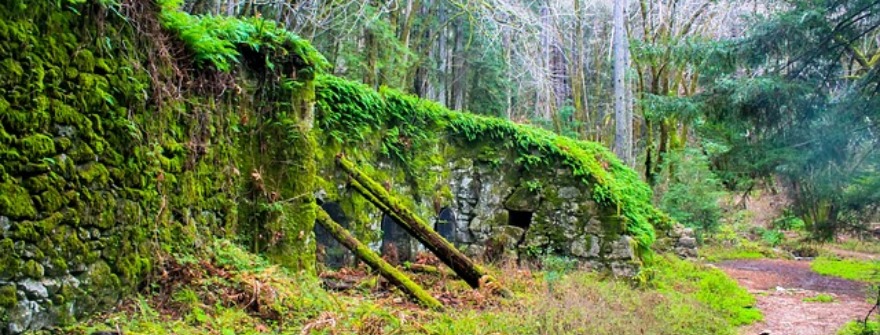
(508, 210, 533, 229)
(436, 207, 457, 242)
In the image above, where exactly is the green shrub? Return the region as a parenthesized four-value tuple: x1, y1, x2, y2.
(658, 149, 726, 235)
(758, 228, 785, 247)
(772, 211, 806, 231)
(838, 320, 879, 335)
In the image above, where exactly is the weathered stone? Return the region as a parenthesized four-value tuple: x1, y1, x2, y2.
(583, 217, 603, 235)
(571, 235, 600, 258)
(503, 186, 540, 212)
(19, 279, 48, 300)
(491, 226, 525, 248)
(610, 262, 639, 277)
(41, 278, 60, 296)
(557, 186, 581, 200)
(609, 235, 635, 260)
(7, 300, 40, 334)
(678, 236, 697, 249)
(0, 216, 9, 237)
(675, 247, 699, 259)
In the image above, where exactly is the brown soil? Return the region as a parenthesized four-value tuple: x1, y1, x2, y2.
(719, 259, 873, 335)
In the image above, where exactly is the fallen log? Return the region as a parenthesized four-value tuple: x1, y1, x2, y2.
(405, 263, 457, 277)
(315, 207, 444, 310)
(338, 154, 510, 297)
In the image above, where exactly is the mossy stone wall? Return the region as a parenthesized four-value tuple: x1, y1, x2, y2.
(0, 2, 318, 333)
(312, 77, 656, 276)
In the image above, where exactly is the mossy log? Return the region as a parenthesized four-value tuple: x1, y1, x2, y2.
(315, 207, 444, 310)
(405, 263, 457, 277)
(337, 155, 509, 296)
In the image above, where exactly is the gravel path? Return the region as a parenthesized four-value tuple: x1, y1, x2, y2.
(718, 259, 872, 335)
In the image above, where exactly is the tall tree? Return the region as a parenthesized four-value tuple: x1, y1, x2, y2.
(613, 0, 633, 165)
(701, 0, 880, 238)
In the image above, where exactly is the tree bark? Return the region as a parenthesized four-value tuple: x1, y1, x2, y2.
(613, 0, 633, 165)
(337, 155, 508, 296)
(315, 207, 444, 310)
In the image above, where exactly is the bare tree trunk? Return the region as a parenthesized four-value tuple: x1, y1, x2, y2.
(451, 17, 467, 111)
(613, 0, 632, 165)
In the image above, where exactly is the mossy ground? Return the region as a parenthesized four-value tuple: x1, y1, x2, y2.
(811, 256, 880, 283)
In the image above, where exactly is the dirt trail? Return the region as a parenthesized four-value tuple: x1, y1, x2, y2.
(718, 259, 872, 335)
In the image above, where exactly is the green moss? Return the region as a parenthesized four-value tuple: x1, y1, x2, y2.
(78, 162, 110, 185)
(0, 285, 16, 308)
(73, 49, 95, 72)
(24, 259, 45, 278)
(19, 134, 56, 158)
(0, 238, 20, 278)
(0, 181, 37, 219)
(647, 254, 762, 327)
(504, 186, 541, 211)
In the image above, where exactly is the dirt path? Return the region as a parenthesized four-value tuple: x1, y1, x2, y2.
(718, 259, 872, 335)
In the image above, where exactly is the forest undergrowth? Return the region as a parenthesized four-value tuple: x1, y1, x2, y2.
(62, 241, 758, 335)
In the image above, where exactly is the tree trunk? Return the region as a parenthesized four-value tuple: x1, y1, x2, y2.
(315, 207, 444, 310)
(613, 0, 632, 165)
(337, 155, 508, 296)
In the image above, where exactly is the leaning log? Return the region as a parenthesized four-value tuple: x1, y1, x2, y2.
(337, 155, 509, 296)
(315, 207, 444, 310)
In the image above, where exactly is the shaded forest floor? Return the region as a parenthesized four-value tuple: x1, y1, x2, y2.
(719, 259, 871, 335)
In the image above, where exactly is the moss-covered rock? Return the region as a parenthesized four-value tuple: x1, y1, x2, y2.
(0, 182, 37, 220)
(0, 285, 17, 308)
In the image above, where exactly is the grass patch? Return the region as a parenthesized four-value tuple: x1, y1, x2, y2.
(803, 293, 835, 303)
(646, 254, 763, 327)
(700, 241, 774, 262)
(811, 256, 880, 282)
(838, 320, 879, 335)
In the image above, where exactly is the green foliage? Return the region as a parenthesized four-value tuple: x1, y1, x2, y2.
(657, 148, 725, 235)
(838, 320, 880, 335)
(698, 0, 880, 238)
(772, 211, 807, 231)
(802, 293, 835, 303)
(811, 256, 880, 282)
(157, 0, 327, 72)
(315, 75, 667, 259)
(757, 227, 785, 247)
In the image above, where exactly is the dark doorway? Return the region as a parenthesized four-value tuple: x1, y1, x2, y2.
(314, 202, 352, 269)
(381, 214, 413, 265)
(507, 210, 534, 229)
(436, 207, 457, 243)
